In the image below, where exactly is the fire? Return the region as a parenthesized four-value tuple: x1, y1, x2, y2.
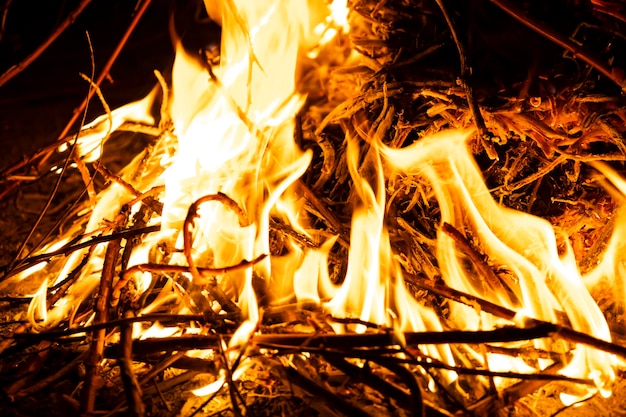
(381, 129, 617, 393)
(3, 0, 626, 413)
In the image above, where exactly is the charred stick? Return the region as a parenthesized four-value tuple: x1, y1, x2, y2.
(113, 254, 267, 308)
(300, 345, 579, 385)
(323, 354, 422, 416)
(207, 280, 240, 315)
(103, 335, 218, 358)
(106, 353, 189, 417)
(141, 371, 200, 397)
(216, 336, 246, 417)
(108, 353, 212, 374)
(282, 364, 373, 417)
(296, 179, 347, 238)
(253, 323, 626, 359)
(103, 352, 189, 416)
(372, 349, 586, 385)
(371, 358, 425, 417)
(150, 378, 172, 412)
(80, 235, 122, 414)
(12, 314, 208, 340)
(0, 0, 93, 87)
(434, 0, 494, 158)
(47, 247, 94, 307)
(120, 205, 154, 280)
(13, 350, 89, 399)
(467, 363, 564, 415)
(440, 222, 516, 305)
(4, 341, 53, 396)
(485, 344, 565, 362)
(94, 161, 163, 214)
(0, 225, 160, 280)
(328, 315, 386, 330)
(490, 0, 626, 91)
(270, 218, 317, 248)
(119, 312, 145, 417)
(138, 351, 188, 386)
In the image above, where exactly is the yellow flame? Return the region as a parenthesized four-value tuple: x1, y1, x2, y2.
(9, 0, 623, 405)
(381, 129, 615, 392)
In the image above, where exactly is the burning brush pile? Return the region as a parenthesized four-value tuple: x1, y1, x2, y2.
(2, 0, 626, 415)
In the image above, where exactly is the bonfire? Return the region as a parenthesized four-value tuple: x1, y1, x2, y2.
(1, 0, 626, 416)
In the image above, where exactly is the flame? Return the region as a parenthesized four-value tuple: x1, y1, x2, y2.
(381, 129, 616, 392)
(5, 0, 626, 408)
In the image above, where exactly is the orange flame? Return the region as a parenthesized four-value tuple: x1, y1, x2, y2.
(3, 0, 625, 406)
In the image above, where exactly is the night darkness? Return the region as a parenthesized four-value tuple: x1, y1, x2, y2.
(0, 1, 173, 169)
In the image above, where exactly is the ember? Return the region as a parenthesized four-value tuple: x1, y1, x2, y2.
(2, 0, 626, 416)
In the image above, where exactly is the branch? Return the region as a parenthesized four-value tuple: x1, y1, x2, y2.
(490, 0, 626, 91)
(0, 0, 92, 87)
(80, 233, 122, 413)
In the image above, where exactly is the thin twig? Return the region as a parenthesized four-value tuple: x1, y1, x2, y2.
(440, 222, 517, 306)
(94, 161, 164, 214)
(0, 0, 92, 87)
(6, 29, 99, 272)
(0, 225, 161, 281)
(78, 69, 115, 198)
(283, 364, 373, 417)
(323, 353, 422, 416)
(182, 193, 248, 314)
(119, 311, 145, 417)
(112, 254, 267, 308)
(490, 0, 626, 91)
(0, 0, 13, 44)
(252, 323, 626, 359)
(183, 192, 248, 284)
(40, 0, 154, 168)
(80, 230, 124, 413)
(434, 0, 495, 158)
(13, 350, 89, 399)
(296, 179, 347, 238)
(216, 335, 245, 417)
(468, 363, 564, 415)
(10, 315, 222, 342)
(0, 0, 153, 189)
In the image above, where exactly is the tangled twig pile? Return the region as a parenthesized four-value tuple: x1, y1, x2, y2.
(2, 1, 626, 416)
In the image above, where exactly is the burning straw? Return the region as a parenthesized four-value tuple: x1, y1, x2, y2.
(2, 0, 626, 416)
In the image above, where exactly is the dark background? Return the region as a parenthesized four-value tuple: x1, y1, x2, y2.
(0, 0, 174, 170)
